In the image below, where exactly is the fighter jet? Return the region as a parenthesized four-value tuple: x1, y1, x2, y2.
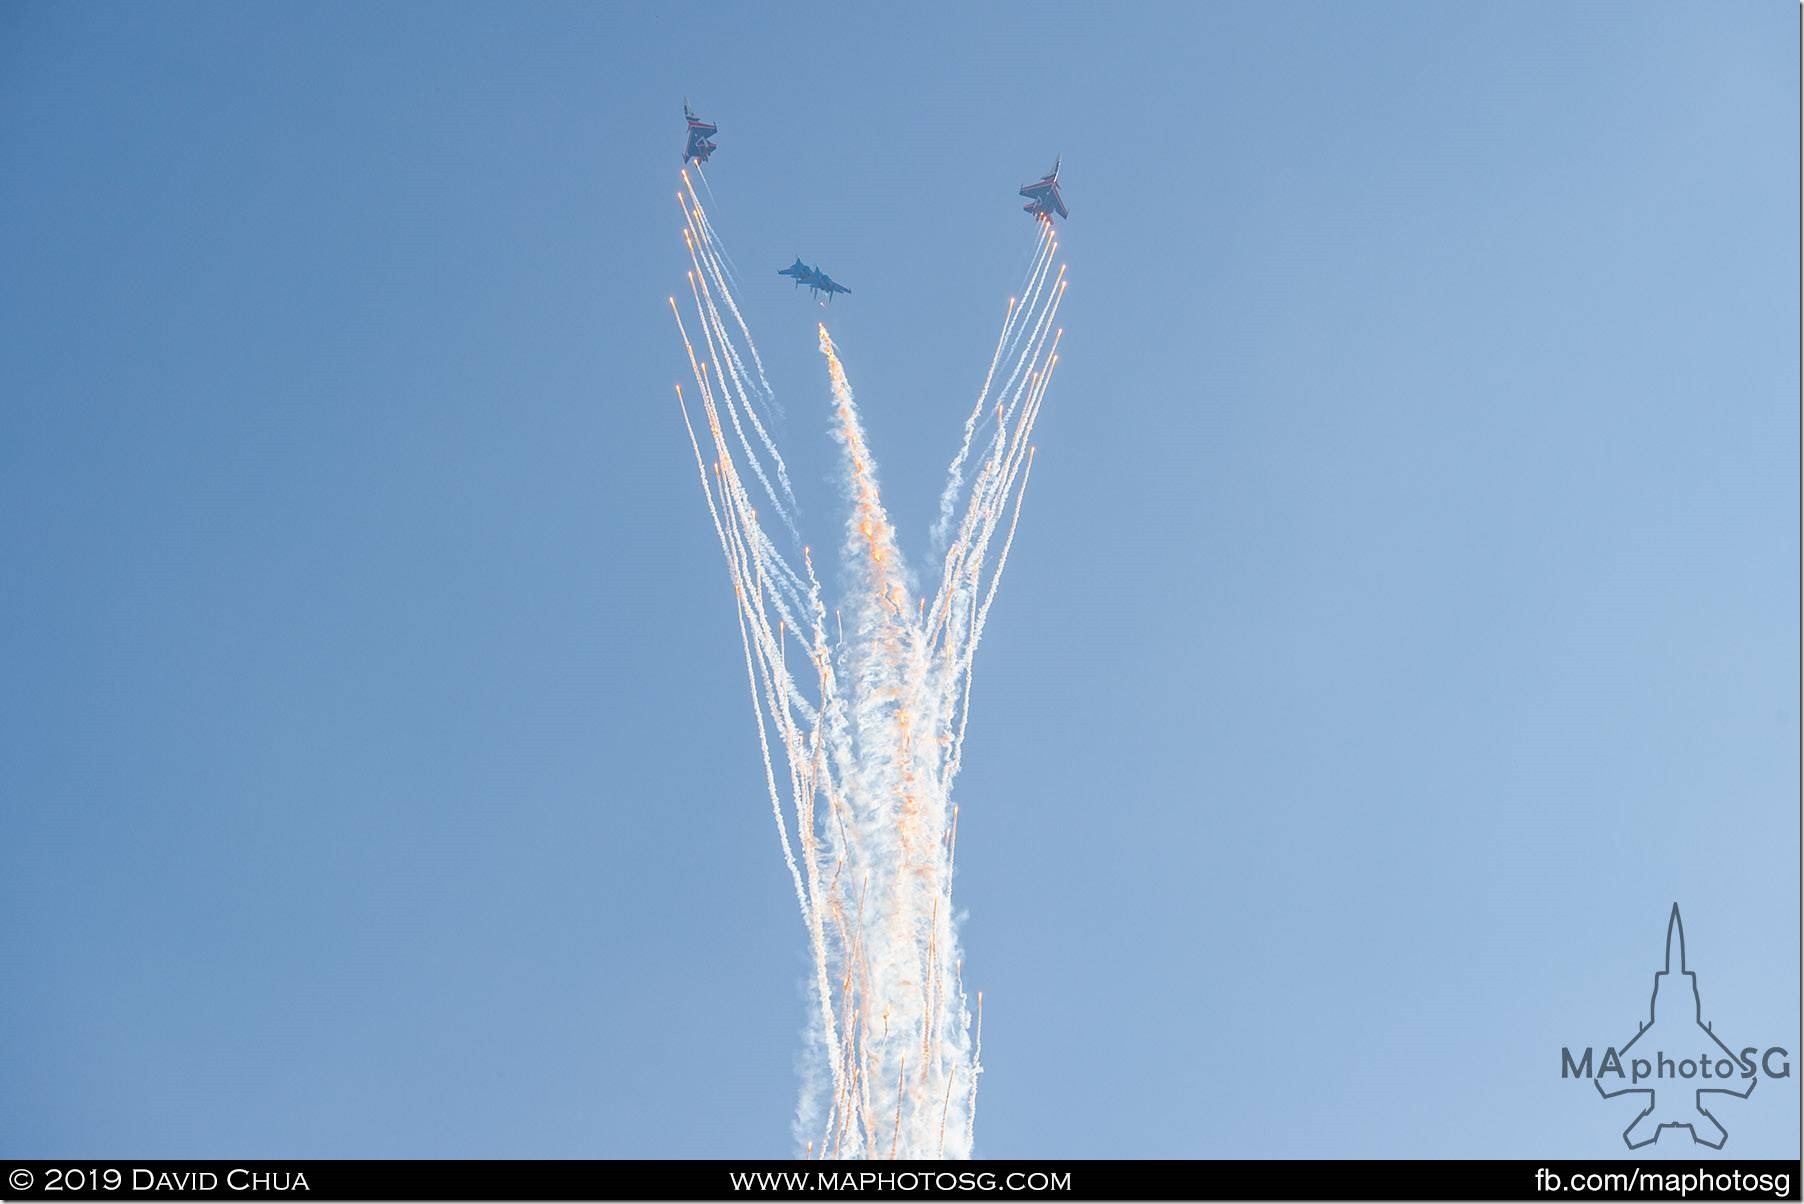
(809, 270, 851, 302)
(778, 257, 852, 303)
(1018, 156, 1068, 221)
(682, 100, 718, 165)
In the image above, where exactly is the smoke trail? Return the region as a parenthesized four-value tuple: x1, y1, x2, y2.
(668, 180, 1062, 1159)
(930, 219, 1059, 552)
(689, 166, 745, 285)
(681, 205, 800, 529)
(683, 172, 780, 415)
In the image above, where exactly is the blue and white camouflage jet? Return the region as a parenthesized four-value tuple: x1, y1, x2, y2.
(1018, 156, 1068, 220)
(682, 100, 718, 165)
(778, 257, 852, 303)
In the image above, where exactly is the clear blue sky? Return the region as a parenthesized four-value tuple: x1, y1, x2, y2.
(1, 1, 1796, 1159)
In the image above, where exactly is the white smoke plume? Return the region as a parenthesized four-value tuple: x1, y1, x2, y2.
(670, 170, 1064, 1158)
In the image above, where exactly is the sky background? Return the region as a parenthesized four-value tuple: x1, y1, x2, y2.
(1, 0, 1797, 1160)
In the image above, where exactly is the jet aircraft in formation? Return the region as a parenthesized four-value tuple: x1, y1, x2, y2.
(1018, 156, 1068, 221)
(778, 257, 851, 303)
(682, 100, 718, 165)
(686, 101, 1066, 304)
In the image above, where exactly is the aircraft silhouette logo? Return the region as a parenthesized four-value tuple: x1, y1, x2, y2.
(1592, 905, 1755, 1149)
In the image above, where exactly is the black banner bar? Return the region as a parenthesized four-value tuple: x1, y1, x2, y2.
(1, 1160, 1799, 1202)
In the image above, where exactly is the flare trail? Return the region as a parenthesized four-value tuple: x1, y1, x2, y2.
(670, 171, 1064, 1158)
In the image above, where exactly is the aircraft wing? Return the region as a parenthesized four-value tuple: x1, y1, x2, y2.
(1020, 180, 1067, 219)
